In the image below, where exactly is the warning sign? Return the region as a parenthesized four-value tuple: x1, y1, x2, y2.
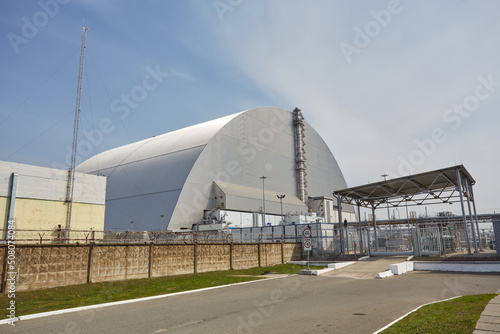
(303, 239, 312, 251)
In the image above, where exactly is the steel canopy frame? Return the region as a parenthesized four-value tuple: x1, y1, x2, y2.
(333, 165, 480, 255)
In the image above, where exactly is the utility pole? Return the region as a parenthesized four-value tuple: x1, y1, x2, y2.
(66, 25, 88, 242)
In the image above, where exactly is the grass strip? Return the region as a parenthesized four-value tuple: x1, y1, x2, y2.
(1, 264, 310, 319)
(381, 293, 498, 334)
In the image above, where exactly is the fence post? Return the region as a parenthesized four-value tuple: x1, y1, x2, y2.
(230, 242, 233, 270)
(366, 228, 371, 256)
(148, 242, 153, 278)
(258, 242, 261, 267)
(193, 243, 198, 274)
(281, 241, 284, 264)
(86, 243, 94, 284)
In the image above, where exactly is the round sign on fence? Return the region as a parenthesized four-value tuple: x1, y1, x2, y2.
(303, 228, 312, 238)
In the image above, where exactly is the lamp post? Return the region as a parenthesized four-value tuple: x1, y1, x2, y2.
(277, 194, 285, 224)
(160, 214, 164, 231)
(381, 173, 391, 235)
(130, 220, 134, 231)
(405, 196, 410, 230)
(394, 208, 400, 220)
(259, 176, 267, 226)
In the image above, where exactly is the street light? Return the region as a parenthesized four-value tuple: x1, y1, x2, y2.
(277, 194, 285, 224)
(259, 176, 267, 226)
(160, 214, 164, 231)
(381, 173, 391, 235)
(405, 196, 411, 230)
(130, 220, 134, 231)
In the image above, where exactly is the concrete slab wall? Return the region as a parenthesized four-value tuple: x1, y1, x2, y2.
(13, 245, 89, 291)
(91, 245, 149, 283)
(283, 243, 302, 261)
(1, 242, 302, 292)
(196, 244, 231, 273)
(260, 243, 282, 267)
(152, 244, 194, 277)
(232, 244, 259, 270)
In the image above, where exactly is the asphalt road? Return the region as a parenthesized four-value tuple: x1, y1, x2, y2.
(3, 269, 500, 333)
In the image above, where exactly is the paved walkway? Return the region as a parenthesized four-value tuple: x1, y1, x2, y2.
(474, 293, 500, 333)
(322, 255, 407, 279)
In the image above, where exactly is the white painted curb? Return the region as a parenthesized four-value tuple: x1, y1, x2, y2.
(376, 270, 394, 279)
(413, 261, 500, 272)
(328, 261, 356, 269)
(372, 296, 462, 333)
(299, 261, 356, 276)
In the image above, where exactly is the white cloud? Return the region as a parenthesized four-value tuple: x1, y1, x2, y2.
(200, 0, 500, 210)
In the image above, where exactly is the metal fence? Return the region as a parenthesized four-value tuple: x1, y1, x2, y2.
(352, 221, 493, 256)
(230, 223, 341, 257)
(2, 221, 494, 256)
(0, 229, 233, 244)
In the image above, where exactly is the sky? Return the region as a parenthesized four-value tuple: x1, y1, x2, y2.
(1, 0, 499, 217)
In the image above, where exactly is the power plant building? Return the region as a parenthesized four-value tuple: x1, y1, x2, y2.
(77, 107, 355, 231)
(0, 160, 106, 239)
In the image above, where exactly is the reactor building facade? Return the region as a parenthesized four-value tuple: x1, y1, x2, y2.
(76, 107, 355, 231)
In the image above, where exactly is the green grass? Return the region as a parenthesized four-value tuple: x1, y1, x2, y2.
(381, 294, 498, 334)
(0, 264, 310, 318)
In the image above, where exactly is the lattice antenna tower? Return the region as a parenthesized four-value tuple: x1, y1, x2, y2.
(66, 25, 88, 237)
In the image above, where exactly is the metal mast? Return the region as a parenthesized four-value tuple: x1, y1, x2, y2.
(66, 26, 88, 239)
(293, 107, 308, 203)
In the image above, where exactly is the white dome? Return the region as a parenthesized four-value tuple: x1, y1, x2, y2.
(77, 107, 349, 230)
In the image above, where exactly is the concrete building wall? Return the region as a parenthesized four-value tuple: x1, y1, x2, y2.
(0, 160, 106, 239)
(9, 199, 105, 231)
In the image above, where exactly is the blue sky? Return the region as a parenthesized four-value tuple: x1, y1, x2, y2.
(1, 0, 499, 214)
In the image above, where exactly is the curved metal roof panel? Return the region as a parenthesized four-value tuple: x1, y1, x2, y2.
(76, 112, 243, 173)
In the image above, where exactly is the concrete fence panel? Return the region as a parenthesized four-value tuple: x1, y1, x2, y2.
(91, 245, 149, 283)
(196, 244, 230, 273)
(151, 244, 195, 277)
(283, 243, 302, 261)
(260, 243, 282, 267)
(232, 244, 259, 270)
(15, 245, 89, 291)
(1, 242, 301, 292)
